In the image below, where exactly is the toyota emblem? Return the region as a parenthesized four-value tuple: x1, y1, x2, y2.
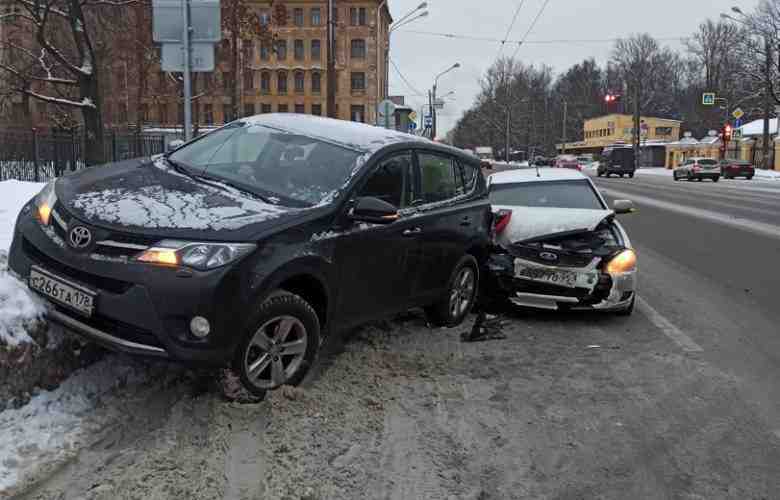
(539, 252, 559, 262)
(68, 225, 92, 249)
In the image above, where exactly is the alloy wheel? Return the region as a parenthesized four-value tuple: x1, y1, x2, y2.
(244, 315, 308, 390)
(449, 267, 476, 319)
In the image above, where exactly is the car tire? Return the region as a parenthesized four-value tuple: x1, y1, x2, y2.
(629, 172, 635, 178)
(619, 173, 624, 178)
(673, 172, 679, 181)
(233, 291, 321, 395)
(597, 171, 603, 177)
(713, 176, 719, 182)
(616, 296, 635, 316)
(605, 172, 611, 178)
(426, 254, 479, 328)
(747, 176, 753, 180)
(697, 177, 703, 182)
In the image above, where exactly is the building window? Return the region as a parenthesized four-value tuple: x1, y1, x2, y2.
(260, 42, 270, 61)
(311, 72, 321, 93)
(351, 72, 366, 91)
(204, 104, 213, 125)
(278, 103, 289, 113)
(350, 105, 365, 123)
(311, 39, 321, 60)
(312, 103, 322, 116)
(350, 7, 367, 25)
(295, 103, 305, 114)
(243, 42, 254, 63)
(244, 103, 254, 117)
(293, 7, 304, 26)
(311, 7, 321, 26)
(294, 39, 304, 60)
(244, 70, 254, 91)
(276, 39, 287, 60)
(223, 105, 233, 123)
(223, 72, 232, 93)
(294, 71, 305, 93)
(656, 126, 673, 136)
(261, 103, 272, 113)
(159, 104, 168, 124)
(277, 71, 288, 94)
(259, 10, 270, 25)
(351, 39, 366, 58)
(261, 72, 271, 94)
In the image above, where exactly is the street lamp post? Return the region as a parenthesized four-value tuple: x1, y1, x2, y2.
(431, 63, 460, 139)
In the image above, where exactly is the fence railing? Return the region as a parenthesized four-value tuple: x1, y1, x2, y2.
(0, 129, 166, 183)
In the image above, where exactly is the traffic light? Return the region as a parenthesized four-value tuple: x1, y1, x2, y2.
(723, 124, 733, 141)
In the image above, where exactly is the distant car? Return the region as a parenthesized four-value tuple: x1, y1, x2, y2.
(597, 147, 635, 178)
(555, 155, 581, 171)
(486, 168, 637, 315)
(9, 114, 491, 395)
(673, 157, 721, 182)
(532, 156, 553, 167)
(719, 159, 755, 180)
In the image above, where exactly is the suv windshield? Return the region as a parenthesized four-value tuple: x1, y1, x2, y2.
(169, 122, 362, 206)
(489, 180, 604, 210)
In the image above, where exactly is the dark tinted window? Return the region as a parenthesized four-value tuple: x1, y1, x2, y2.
(418, 153, 462, 204)
(459, 161, 478, 193)
(489, 180, 604, 210)
(357, 153, 413, 208)
(698, 159, 717, 165)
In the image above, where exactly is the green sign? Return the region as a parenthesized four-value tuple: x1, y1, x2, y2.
(702, 92, 716, 106)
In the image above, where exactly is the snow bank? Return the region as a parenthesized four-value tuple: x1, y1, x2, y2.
(635, 167, 671, 177)
(0, 356, 155, 494)
(754, 169, 780, 180)
(0, 268, 44, 346)
(0, 180, 44, 251)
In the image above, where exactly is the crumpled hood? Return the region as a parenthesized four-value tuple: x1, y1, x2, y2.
(56, 156, 308, 240)
(494, 205, 614, 245)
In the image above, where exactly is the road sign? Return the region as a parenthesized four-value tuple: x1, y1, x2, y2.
(377, 99, 396, 118)
(424, 115, 432, 128)
(161, 42, 215, 72)
(434, 99, 445, 110)
(409, 122, 417, 132)
(153, 0, 221, 43)
(732, 107, 744, 120)
(702, 92, 716, 106)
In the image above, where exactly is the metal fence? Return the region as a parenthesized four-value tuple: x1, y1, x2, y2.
(0, 129, 166, 182)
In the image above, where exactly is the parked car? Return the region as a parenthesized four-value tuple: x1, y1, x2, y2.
(597, 147, 636, 178)
(673, 157, 721, 182)
(554, 155, 581, 171)
(486, 168, 637, 315)
(9, 114, 491, 395)
(719, 159, 755, 179)
(532, 156, 554, 167)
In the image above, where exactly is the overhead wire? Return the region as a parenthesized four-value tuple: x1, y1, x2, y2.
(396, 29, 687, 46)
(510, 0, 553, 60)
(496, 0, 527, 59)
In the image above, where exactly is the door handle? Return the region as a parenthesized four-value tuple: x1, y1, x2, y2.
(402, 227, 422, 236)
(460, 216, 472, 226)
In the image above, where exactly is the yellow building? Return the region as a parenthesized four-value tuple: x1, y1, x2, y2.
(558, 114, 682, 154)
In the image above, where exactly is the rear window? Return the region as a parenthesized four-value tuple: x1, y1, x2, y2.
(489, 180, 604, 210)
(698, 159, 717, 165)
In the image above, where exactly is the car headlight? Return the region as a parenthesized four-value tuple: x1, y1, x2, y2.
(605, 249, 637, 274)
(135, 240, 256, 270)
(34, 181, 57, 225)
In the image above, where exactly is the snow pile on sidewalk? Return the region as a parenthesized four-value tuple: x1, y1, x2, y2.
(754, 169, 780, 180)
(0, 180, 44, 251)
(0, 356, 158, 494)
(635, 167, 671, 177)
(0, 266, 45, 346)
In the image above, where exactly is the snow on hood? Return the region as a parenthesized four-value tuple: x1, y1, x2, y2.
(65, 157, 292, 231)
(494, 205, 614, 244)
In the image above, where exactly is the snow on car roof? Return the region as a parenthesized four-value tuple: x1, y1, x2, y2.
(242, 113, 429, 153)
(489, 167, 587, 184)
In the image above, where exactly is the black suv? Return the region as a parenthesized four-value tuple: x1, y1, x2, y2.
(597, 147, 635, 178)
(9, 115, 491, 395)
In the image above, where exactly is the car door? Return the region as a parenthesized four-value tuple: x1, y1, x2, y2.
(334, 151, 420, 324)
(408, 150, 487, 303)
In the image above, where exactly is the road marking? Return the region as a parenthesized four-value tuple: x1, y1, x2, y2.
(599, 187, 780, 241)
(636, 296, 703, 353)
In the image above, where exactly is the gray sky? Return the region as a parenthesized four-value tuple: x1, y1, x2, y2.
(387, 0, 759, 138)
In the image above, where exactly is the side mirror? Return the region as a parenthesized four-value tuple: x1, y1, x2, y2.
(480, 160, 493, 170)
(168, 139, 185, 151)
(349, 197, 399, 224)
(613, 199, 635, 215)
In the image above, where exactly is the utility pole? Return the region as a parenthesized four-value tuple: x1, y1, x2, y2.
(431, 84, 438, 139)
(182, 0, 192, 140)
(762, 37, 771, 169)
(633, 82, 640, 169)
(505, 109, 510, 162)
(326, 0, 337, 118)
(561, 99, 567, 155)
(428, 89, 434, 139)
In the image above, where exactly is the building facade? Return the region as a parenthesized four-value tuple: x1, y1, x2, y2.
(558, 114, 682, 154)
(1, 0, 392, 130)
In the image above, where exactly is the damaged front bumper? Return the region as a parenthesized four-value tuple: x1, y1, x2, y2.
(486, 252, 636, 312)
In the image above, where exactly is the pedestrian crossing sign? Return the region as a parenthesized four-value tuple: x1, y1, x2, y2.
(702, 93, 716, 106)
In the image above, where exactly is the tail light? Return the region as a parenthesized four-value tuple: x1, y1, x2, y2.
(693, 165, 701, 172)
(493, 209, 512, 236)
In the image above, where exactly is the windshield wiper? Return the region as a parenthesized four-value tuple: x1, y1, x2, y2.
(197, 174, 275, 204)
(164, 156, 198, 180)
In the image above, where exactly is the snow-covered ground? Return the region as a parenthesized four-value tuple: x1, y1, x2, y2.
(754, 169, 780, 180)
(635, 167, 671, 177)
(0, 180, 43, 251)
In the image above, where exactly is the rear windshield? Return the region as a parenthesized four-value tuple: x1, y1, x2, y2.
(169, 122, 361, 206)
(489, 179, 604, 210)
(698, 159, 717, 165)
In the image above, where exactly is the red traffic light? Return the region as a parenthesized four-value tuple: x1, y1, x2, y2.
(605, 95, 614, 103)
(723, 124, 733, 141)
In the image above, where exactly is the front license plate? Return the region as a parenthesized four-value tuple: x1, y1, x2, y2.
(514, 262, 597, 289)
(29, 266, 95, 316)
